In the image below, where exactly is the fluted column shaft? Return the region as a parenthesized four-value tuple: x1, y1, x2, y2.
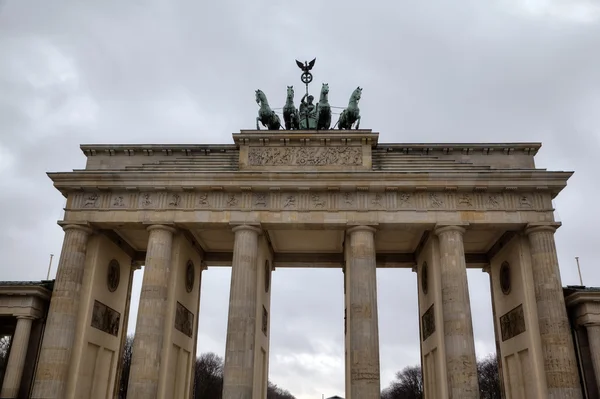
(128, 225, 176, 399)
(435, 225, 479, 398)
(347, 226, 380, 399)
(526, 224, 582, 399)
(585, 325, 600, 392)
(32, 224, 92, 398)
(1, 316, 35, 398)
(222, 225, 261, 399)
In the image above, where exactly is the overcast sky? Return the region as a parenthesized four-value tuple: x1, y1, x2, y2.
(1, 0, 600, 398)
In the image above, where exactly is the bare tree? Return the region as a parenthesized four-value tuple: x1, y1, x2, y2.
(382, 354, 502, 399)
(118, 335, 133, 399)
(478, 354, 502, 399)
(381, 365, 423, 399)
(193, 352, 224, 399)
(267, 381, 296, 399)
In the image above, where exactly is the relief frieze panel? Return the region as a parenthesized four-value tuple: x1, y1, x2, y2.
(70, 190, 553, 213)
(247, 146, 362, 166)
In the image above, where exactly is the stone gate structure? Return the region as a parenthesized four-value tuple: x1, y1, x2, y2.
(3, 129, 598, 398)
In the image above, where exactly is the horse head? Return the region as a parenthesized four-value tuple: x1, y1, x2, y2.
(286, 86, 294, 101)
(255, 89, 262, 105)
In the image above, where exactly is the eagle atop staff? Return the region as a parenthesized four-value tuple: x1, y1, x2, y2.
(296, 58, 316, 74)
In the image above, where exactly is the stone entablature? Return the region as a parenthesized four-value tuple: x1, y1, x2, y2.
(66, 189, 553, 213)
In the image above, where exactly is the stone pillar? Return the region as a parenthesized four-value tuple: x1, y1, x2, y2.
(1, 316, 35, 398)
(222, 225, 261, 399)
(127, 224, 176, 399)
(585, 324, 600, 393)
(525, 223, 583, 399)
(434, 224, 479, 398)
(346, 226, 380, 399)
(32, 224, 93, 398)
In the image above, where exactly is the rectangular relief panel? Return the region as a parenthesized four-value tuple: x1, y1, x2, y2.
(422, 303, 435, 341)
(500, 304, 526, 342)
(175, 302, 194, 338)
(91, 300, 120, 337)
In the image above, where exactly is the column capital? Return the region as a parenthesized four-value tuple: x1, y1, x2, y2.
(146, 224, 177, 234)
(231, 224, 262, 234)
(524, 222, 561, 236)
(200, 260, 208, 271)
(482, 265, 491, 274)
(434, 223, 468, 236)
(346, 225, 377, 235)
(57, 222, 94, 235)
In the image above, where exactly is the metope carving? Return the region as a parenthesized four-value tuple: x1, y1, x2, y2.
(141, 193, 152, 207)
(112, 195, 125, 207)
(91, 300, 120, 337)
(169, 194, 181, 207)
(175, 301, 194, 338)
(486, 194, 501, 209)
(311, 194, 326, 208)
(398, 193, 411, 207)
(343, 192, 354, 205)
(254, 193, 267, 207)
(429, 193, 443, 208)
(283, 195, 296, 208)
(500, 304, 526, 341)
(226, 194, 238, 207)
(519, 195, 532, 207)
(458, 193, 473, 207)
(247, 146, 362, 166)
(198, 193, 210, 207)
(422, 303, 435, 341)
(84, 193, 99, 207)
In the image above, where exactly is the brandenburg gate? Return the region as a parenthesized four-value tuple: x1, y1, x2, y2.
(3, 63, 596, 399)
(21, 128, 587, 399)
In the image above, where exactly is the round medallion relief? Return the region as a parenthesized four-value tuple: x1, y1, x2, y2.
(185, 260, 195, 293)
(264, 260, 271, 293)
(421, 262, 428, 295)
(500, 261, 511, 295)
(107, 259, 120, 292)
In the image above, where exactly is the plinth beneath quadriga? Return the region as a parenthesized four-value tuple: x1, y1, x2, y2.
(30, 130, 584, 399)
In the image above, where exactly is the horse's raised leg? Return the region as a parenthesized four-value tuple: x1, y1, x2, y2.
(256, 117, 261, 130)
(355, 115, 361, 129)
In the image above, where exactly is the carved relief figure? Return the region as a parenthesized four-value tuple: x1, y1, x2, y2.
(429, 193, 443, 208)
(458, 194, 473, 207)
(519, 195, 532, 207)
(398, 193, 411, 206)
(227, 194, 238, 207)
(84, 193, 99, 207)
(112, 196, 125, 207)
(169, 194, 181, 207)
(344, 192, 354, 205)
(311, 194, 325, 208)
(486, 194, 501, 208)
(283, 195, 296, 208)
(141, 193, 152, 207)
(248, 147, 361, 166)
(371, 194, 383, 207)
(255, 193, 267, 207)
(198, 193, 209, 206)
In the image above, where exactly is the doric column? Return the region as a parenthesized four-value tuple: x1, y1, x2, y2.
(434, 224, 479, 398)
(32, 224, 93, 398)
(585, 324, 600, 392)
(128, 224, 176, 399)
(1, 316, 35, 398)
(525, 223, 582, 399)
(222, 225, 261, 399)
(346, 225, 380, 399)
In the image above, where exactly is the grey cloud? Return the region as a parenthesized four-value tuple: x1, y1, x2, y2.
(2, 1, 600, 397)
